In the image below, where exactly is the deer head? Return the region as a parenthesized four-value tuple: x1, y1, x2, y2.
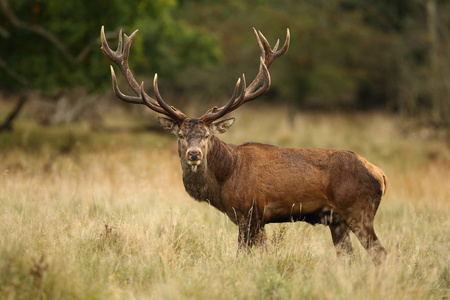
(100, 26, 289, 172)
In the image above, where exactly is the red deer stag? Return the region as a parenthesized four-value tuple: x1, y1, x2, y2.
(101, 26, 387, 264)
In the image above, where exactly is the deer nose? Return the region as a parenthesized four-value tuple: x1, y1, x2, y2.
(187, 150, 202, 161)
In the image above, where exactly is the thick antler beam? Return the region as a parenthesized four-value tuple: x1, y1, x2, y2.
(199, 28, 289, 124)
(101, 26, 187, 123)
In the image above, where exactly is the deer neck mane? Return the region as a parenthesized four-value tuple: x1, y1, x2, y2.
(181, 136, 236, 211)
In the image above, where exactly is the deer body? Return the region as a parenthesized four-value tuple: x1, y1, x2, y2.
(185, 140, 333, 221)
(160, 117, 387, 263)
(101, 26, 387, 264)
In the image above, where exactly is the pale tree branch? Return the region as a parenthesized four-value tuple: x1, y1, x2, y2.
(0, 57, 30, 133)
(0, 94, 28, 132)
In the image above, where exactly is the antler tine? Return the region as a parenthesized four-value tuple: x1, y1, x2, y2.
(257, 30, 271, 53)
(117, 29, 123, 55)
(229, 74, 247, 110)
(101, 26, 187, 124)
(110, 66, 144, 104)
(273, 39, 280, 52)
(100, 26, 117, 62)
(253, 27, 265, 58)
(122, 31, 136, 66)
(276, 28, 290, 58)
(139, 82, 172, 114)
(256, 30, 281, 68)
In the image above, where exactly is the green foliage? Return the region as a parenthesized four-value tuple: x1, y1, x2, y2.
(0, 0, 219, 93)
(176, 0, 450, 126)
(1, 0, 449, 126)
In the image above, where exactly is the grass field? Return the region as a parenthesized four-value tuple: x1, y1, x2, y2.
(0, 105, 449, 299)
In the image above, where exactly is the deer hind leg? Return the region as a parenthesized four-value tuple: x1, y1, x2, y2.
(329, 213, 354, 263)
(346, 207, 386, 265)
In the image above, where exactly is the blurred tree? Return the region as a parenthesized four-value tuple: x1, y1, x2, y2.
(176, 0, 398, 110)
(0, 0, 448, 133)
(0, 0, 219, 92)
(0, 0, 219, 129)
(177, 0, 449, 132)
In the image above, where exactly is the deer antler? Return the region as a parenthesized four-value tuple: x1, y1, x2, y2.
(100, 26, 187, 124)
(199, 28, 290, 124)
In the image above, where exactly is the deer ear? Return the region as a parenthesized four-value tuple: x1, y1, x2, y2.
(211, 117, 235, 134)
(158, 117, 179, 135)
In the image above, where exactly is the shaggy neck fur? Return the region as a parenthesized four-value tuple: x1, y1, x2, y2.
(181, 136, 237, 212)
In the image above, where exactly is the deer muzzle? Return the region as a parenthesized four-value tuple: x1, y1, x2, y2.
(186, 148, 202, 165)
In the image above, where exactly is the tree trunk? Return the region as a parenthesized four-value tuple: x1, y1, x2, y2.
(0, 94, 28, 132)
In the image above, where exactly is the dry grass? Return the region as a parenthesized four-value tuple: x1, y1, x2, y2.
(0, 106, 449, 299)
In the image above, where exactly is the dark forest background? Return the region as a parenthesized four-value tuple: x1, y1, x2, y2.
(1, 0, 449, 133)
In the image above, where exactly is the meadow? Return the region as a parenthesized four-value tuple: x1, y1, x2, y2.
(0, 104, 449, 299)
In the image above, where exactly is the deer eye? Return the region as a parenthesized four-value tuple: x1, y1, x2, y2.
(205, 133, 210, 139)
(178, 133, 184, 139)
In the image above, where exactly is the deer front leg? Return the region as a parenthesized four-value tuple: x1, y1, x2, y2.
(238, 220, 266, 251)
(236, 205, 266, 251)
